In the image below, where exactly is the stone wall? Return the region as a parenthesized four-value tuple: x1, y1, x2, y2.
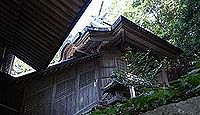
(141, 96, 200, 115)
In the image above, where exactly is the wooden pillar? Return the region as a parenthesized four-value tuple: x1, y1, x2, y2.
(0, 45, 6, 72)
(0, 46, 14, 74)
(156, 69, 169, 87)
(129, 86, 136, 98)
(75, 64, 80, 113)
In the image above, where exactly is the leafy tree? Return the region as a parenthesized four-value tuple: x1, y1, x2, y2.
(104, 0, 200, 82)
(106, 0, 200, 59)
(89, 62, 200, 114)
(113, 49, 168, 85)
(89, 1, 200, 114)
(124, 49, 167, 80)
(11, 57, 34, 76)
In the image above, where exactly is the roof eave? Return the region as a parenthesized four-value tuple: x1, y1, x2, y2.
(42, 0, 92, 70)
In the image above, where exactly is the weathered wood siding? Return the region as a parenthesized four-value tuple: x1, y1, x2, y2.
(24, 74, 53, 115)
(100, 50, 127, 98)
(0, 74, 24, 115)
(23, 59, 99, 115)
(23, 51, 126, 114)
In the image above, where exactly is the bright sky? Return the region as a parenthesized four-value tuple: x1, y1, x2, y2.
(12, 0, 161, 77)
(68, 0, 112, 40)
(12, 0, 113, 77)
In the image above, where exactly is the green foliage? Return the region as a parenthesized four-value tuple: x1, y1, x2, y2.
(111, 49, 168, 92)
(90, 67, 200, 115)
(91, 1, 200, 114)
(106, 0, 200, 63)
(112, 69, 153, 92)
(170, 67, 200, 96)
(196, 62, 200, 68)
(89, 87, 177, 115)
(11, 57, 34, 76)
(89, 107, 116, 115)
(124, 49, 167, 80)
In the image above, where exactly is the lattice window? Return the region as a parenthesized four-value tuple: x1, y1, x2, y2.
(79, 69, 95, 88)
(117, 58, 126, 71)
(101, 60, 115, 68)
(24, 87, 53, 112)
(55, 77, 76, 100)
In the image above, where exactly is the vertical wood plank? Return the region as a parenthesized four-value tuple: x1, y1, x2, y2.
(95, 59, 101, 101)
(50, 77, 56, 115)
(75, 64, 80, 113)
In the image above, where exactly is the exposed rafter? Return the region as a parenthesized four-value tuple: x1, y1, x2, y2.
(0, 0, 92, 70)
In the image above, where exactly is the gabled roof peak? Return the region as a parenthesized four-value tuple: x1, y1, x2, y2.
(66, 16, 182, 58)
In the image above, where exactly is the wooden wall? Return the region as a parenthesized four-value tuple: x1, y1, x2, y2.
(0, 72, 24, 115)
(23, 59, 100, 115)
(99, 50, 127, 98)
(0, 83, 23, 115)
(100, 50, 126, 84)
(23, 50, 127, 114)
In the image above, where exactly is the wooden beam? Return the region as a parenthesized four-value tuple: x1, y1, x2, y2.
(13, 45, 46, 63)
(58, 0, 81, 14)
(25, 1, 65, 29)
(0, 103, 19, 113)
(29, 0, 67, 26)
(20, 13, 60, 41)
(125, 30, 175, 57)
(21, 9, 62, 37)
(49, 0, 75, 19)
(11, 50, 41, 70)
(16, 28, 50, 52)
(17, 20, 55, 48)
(0, 2, 17, 20)
(15, 34, 49, 57)
(22, 3, 63, 33)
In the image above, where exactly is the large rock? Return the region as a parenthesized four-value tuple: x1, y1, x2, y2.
(141, 96, 200, 115)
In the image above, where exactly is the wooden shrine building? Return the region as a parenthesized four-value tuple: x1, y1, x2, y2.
(22, 16, 182, 115)
(0, 1, 182, 115)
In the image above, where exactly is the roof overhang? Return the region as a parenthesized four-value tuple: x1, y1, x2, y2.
(18, 53, 101, 83)
(75, 16, 182, 58)
(0, 0, 92, 70)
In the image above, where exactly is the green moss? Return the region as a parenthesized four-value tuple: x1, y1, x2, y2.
(89, 69, 200, 115)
